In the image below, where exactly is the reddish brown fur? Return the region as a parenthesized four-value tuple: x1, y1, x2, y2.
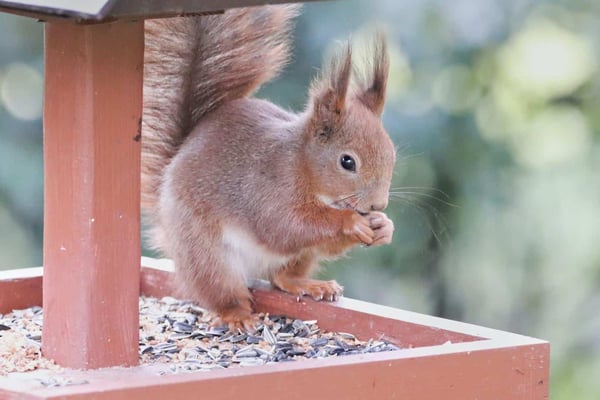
(142, 6, 396, 327)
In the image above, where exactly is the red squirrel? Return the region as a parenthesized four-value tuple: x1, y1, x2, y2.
(142, 5, 396, 328)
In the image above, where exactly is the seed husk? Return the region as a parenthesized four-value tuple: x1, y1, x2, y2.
(0, 295, 401, 376)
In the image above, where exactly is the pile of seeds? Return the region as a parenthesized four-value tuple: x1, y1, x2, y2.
(0, 296, 400, 376)
(0, 306, 59, 375)
(139, 296, 400, 374)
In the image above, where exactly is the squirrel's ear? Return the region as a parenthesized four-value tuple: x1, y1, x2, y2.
(311, 44, 352, 119)
(357, 34, 389, 116)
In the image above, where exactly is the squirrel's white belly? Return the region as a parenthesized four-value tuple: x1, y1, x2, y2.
(221, 225, 290, 284)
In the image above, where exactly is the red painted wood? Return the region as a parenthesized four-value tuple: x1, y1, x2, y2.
(42, 20, 144, 369)
(0, 268, 42, 314)
(140, 264, 173, 299)
(0, 264, 550, 399)
(1, 342, 549, 400)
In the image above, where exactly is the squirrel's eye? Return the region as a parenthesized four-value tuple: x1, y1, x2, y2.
(340, 154, 356, 172)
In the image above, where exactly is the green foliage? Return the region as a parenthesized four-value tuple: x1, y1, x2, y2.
(1, 1, 599, 397)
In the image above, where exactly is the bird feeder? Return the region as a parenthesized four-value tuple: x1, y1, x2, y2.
(0, 1, 549, 398)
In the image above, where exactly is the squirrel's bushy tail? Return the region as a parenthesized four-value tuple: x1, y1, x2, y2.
(142, 5, 300, 212)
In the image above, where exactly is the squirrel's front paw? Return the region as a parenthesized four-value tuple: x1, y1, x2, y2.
(272, 277, 343, 302)
(342, 212, 374, 245)
(367, 211, 394, 246)
(302, 279, 343, 302)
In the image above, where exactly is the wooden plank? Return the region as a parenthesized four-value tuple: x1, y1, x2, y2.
(0, 262, 550, 399)
(108, 0, 321, 20)
(0, 332, 549, 400)
(138, 259, 548, 344)
(139, 258, 173, 298)
(42, 20, 143, 369)
(0, 320, 549, 399)
(0, 267, 42, 314)
(0, 0, 111, 20)
(0, 0, 322, 21)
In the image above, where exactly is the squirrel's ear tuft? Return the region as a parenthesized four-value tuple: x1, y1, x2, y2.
(357, 34, 389, 116)
(310, 44, 352, 119)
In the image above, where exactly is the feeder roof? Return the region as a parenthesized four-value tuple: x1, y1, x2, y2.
(0, 0, 313, 21)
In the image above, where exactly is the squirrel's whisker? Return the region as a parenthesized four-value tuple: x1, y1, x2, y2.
(389, 191, 457, 208)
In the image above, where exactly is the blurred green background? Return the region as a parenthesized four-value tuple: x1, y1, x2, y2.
(1, 0, 599, 397)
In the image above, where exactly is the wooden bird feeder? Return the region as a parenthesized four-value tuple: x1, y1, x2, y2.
(0, 1, 550, 399)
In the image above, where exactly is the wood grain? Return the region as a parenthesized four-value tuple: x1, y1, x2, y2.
(42, 20, 144, 369)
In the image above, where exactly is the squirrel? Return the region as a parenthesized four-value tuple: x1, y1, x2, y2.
(142, 4, 396, 328)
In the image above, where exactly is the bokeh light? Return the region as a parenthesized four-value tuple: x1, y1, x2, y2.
(0, 63, 43, 121)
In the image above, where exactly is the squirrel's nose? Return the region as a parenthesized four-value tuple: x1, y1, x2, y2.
(370, 200, 388, 212)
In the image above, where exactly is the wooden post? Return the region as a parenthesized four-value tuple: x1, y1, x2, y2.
(42, 20, 144, 369)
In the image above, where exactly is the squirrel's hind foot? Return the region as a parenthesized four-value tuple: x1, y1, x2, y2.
(208, 289, 257, 332)
(213, 305, 259, 333)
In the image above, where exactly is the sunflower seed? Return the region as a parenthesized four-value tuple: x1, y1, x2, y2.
(262, 325, 277, 345)
(230, 334, 247, 343)
(338, 332, 356, 340)
(240, 358, 265, 367)
(0, 295, 401, 376)
(172, 321, 193, 334)
(287, 347, 306, 356)
(206, 326, 228, 336)
(246, 335, 261, 344)
(235, 349, 258, 358)
(309, 337, 329, 347)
